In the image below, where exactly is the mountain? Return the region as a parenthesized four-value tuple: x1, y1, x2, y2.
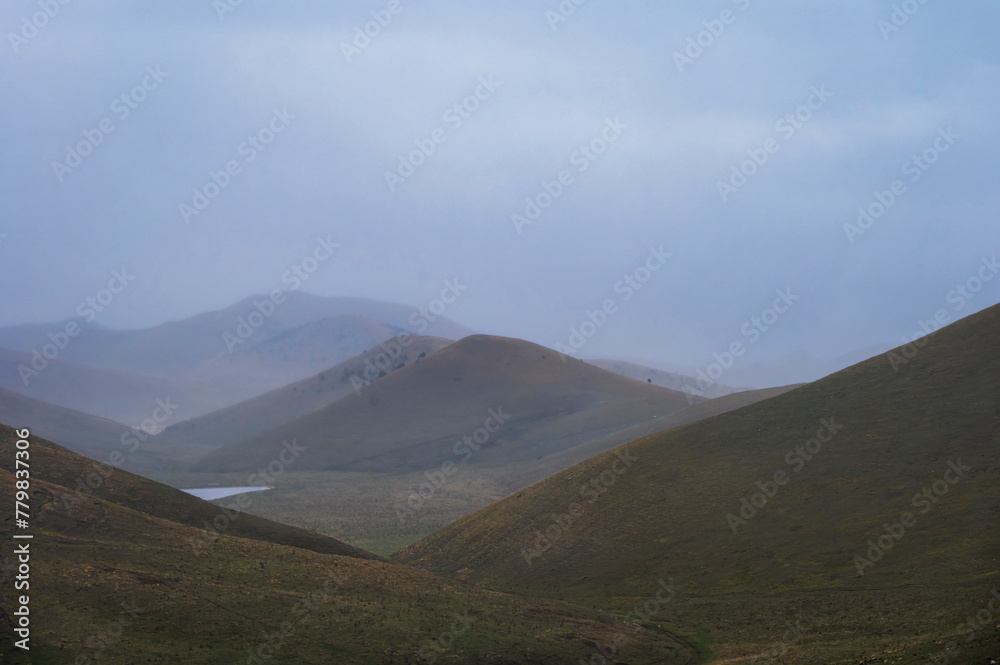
(0, 387, 209, 474)
(163, 335, 453, 449)
(708, 344, 893, 388)
(396, 305, 1000, 664)
(198, 335, 702, 473)
(506, 383, 801, 488)
(0, 347, 189, 426)
(0, 425, 694, 664)
(584, 357, 745, 398)
(0, 292, 472, 377)
(0, 293, 474, 423)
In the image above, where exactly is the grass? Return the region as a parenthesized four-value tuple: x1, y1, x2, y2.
(395, 304, 1000, 663)
(0, 427, 699, 663)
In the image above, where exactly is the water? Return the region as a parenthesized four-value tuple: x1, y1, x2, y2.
(181, 486, 271, 501)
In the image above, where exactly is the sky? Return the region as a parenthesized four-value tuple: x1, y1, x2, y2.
(2, 0, 998, 369)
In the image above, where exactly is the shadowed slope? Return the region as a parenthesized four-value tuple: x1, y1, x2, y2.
(397, 305, 1000, 664)
(0, 426, 694, 664)
(163, 335, 453, 449)
(199, 335, 703, 474)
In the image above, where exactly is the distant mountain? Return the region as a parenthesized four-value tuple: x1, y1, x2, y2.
(584, 357, 745, 398)
(0, 292, 472, 377)
(198, 335, 702, 473)
(163, 335, 454, 449)
(0, 293, 474, 422)
(0, 387, 214, 475)
(397, 304, 1000, 664)
(0, 347, 188, 425)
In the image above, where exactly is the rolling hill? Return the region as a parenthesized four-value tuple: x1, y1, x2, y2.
(197, 335, 703, 474)
(396, 304, 1000, 664)
(0, 425, 694, 664)
(585, 358, 745, 399)
(0, 387, 212, 475)
(162, 335, 453, 449)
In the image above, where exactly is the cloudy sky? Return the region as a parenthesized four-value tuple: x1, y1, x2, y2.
(2, 0, 998, 369)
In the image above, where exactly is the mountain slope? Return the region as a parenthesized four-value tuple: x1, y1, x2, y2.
(396, 305, 1000, 664)
(163, 335, 453, 448)
(0, 347, 188, 425)
(0, 292, 472, 377)
(0, 425, 694, 664)
(0, 387, 210, 474)
(507, 383, 801, 488)
(585, 357, 745, 398)
(198, 335, 703, 473)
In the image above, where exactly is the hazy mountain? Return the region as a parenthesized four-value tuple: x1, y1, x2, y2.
(0, 292, 472, 377)
(198, 335, 702, 473)
(397, 304, 1000, 664)
(0, 347, 188, 425)
(163, 335, 453, 449)
(584, 357, 745, 398)
(0, 293, 473, 423)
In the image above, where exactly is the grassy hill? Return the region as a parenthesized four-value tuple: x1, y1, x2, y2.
(0, 388, 213, 475)
(198, 335, 703, 474)
(396, 305, 1000, 664)
(0, 426, 694, 664)
(163, 335, 453, 449)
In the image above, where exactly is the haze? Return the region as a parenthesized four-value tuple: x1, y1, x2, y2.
(3, 0, 998, 370)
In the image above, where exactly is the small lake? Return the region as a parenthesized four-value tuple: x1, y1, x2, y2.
(181, 486, 272, 501)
